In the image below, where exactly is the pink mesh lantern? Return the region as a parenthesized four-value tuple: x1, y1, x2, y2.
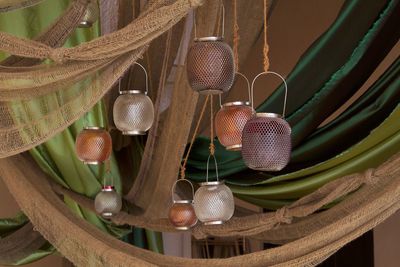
(215, 73, 255, 151)
(241, 72, 291, 171)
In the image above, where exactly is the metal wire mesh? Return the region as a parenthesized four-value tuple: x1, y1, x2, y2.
(215, 102, 254, 151)
(242, 114, 291, 171)
(168, 202, 198, 230)
(75, 127, 112, 164)
(94, 187, 122, 218)
(113, 92, 154, 135)
(186, 39, 235, 94)
(193, 182, 235, 225)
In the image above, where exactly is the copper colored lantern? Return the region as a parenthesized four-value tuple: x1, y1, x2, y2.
(193, 155, 235, 225)
(94, 185, 122, 218)
(79, 0, 99, 28)
(168, 179, 198, 230)
(215, 73, 254, 151)
(113, 63, 154, 135)
(241, 71, 292, 171)
(75, 126, 112, 165)
(186, 5, 234, 95)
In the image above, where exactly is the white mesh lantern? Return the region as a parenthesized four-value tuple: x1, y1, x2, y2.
(242, 72, 292, 171)
(113, 63, 154, 135)
(168, 179, 198, 230)
(94, 186, 122, 218)
(79, 0, 99, 28)
(186, 5, 235, 95)
(193, 155, 235, 225)
(215, 73, 255, 151)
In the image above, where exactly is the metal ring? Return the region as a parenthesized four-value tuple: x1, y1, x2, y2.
(219, 72, 251, 107)
(251, 71, 288, 118)
(119, 62, 149, 95)
(171, 179, 195, 203)
(194, 1, 225, 39)
(206, 154, 219, 183)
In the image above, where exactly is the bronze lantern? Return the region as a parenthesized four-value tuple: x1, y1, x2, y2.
(241, 71, 292, 171)
(215, 73, 255, 151)
(75, 126, 112, 165)
(168, 179, 198, 230)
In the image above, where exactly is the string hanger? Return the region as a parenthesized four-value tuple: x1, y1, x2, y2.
(263, 0, 270, 72)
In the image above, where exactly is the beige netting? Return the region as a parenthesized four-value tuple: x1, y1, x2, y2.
(1, 152, 399, 266)
(0, 0, 44, 12)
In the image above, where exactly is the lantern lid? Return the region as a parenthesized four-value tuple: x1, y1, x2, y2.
(119, 90, 146, 95)
(173, 200, 193, 204)
(255, 112, 282, 118)
(222, 101, 250, 107)
(200, 180, 224, 186)
(102, 185, 115, 191)
(195, 36, 224, 42)
(84, 126, 104, 130)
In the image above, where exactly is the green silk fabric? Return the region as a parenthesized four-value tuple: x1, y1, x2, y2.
(0, 0, 162, 265)
(187, 0, 400, 186)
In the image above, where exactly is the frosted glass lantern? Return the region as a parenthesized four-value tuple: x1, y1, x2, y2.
(242, 72, 292, 171)
(168, 180, 198, 230)
(193, 156, 234, 225)
(215, 73, 254, 151)
(113, 63, 154, 135)
(75, 126, 112, 165)
(79, 0, 99, 28)
(94, 186, 122, 218)
(186, 5, 234, 95)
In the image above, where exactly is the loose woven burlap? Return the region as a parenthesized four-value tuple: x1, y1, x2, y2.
(0, 0, 43, 12)
(1, 152, 399, 266)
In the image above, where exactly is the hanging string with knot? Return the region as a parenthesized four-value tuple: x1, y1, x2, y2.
(179, 96, 210, 180)
(263, 0, 270, 72)
(103, 159, 114, 186)
(233, 0, 240, 71)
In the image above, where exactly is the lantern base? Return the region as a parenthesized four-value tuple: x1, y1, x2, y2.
(247, 165, 285, 172)
(174, 226, 191, 231)
(83, 160, 101, 165)
(122, 130, 146, 135)
(203, 220, 224, 226)
(198, 89, 224, 95)
(226, 144, 242, 151)
(79, 21, 93, 28)
(101, 212, 114, 218)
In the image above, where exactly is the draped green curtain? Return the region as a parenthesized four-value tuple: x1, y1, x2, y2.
(0, 0, 162, 264)
(187, 0, 400, 187)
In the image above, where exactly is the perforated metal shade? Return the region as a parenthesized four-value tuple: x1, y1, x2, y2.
(94, 186, 122, 218)
(241, 113, 291, 171)
(75, 127, 112, 165)
(168, 201, 198, 230)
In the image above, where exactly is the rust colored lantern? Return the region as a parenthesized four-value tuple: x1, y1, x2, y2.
(168, 179, 198, 230)
(186, 4, 234, 95)
(75, 126, 112, 165)
(215, 73, 255, 151)
(79, 0, 99, 28)
(241, 72, 292, 171)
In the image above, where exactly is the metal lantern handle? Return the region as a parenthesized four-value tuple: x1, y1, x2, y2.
(119, 62, 149, 95)
(206, 154, 219, 182)
(251, 71, 288, 118)
(171, 179, 195, 203)
(194, 2, 225, 39)
(218, 72, 251, 107)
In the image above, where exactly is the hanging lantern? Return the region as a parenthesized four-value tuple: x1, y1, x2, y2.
(186, 4, 234, 95)
(168, 179, 198, 230)
(79, 0, 99, 28)
(94, 186, 122, 218)
(113, 63, 154, 135)
(193, 155, 234, 225)
(241, 71, 292, 171)
(75, 126, 112, 164)
(215, 73, 254, 151)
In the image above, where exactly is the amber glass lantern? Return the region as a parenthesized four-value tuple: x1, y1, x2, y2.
(168, 179, 198, 230)
(186, 5, 234, 95)
(75, 126, 112, 165)
(113, 63, 154, 135)
(215, 73, 254, 151)
(241, 72, 292, 171)
(79, 0, 99, 28)
(94, 186, 122, 218)
(193, 155, 234, 225)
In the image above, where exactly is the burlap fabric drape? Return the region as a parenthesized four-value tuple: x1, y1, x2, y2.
(0, 0, 43, 12)
(1, 152, 399, 266)
(0, 0, 204, 158)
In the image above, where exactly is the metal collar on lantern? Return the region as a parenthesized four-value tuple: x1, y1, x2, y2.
(119, 62, 149, 96)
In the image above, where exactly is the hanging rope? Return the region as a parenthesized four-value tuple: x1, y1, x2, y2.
(263, 0, 270, 72)
(233, 0, 240, 71)
(209, 95, 215, 156)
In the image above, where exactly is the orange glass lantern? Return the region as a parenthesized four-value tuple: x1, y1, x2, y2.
(75, 126, 112, 165)
(215, 73, 254, 151)
(168, 179, 198, 230)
